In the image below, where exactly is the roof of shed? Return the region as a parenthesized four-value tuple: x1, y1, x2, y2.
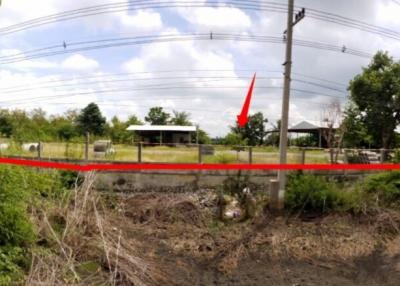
(126, 125, 197, 132)
(289, 120, 338, 131)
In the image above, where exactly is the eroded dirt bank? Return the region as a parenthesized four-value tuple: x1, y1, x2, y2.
(101, 191, 400, 286)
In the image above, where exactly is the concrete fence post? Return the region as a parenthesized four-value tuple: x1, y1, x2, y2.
(300, 148, 306, 164)
(269, 179, 284, 210)
(138, 142, 142, 163)
(198, 144, 202, 164)
(85, 132, 89, 161)
(37, 141, 42, 159)
(248, 147, 253, 164)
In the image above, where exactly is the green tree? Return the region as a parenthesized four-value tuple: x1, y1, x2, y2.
(196, 128, 211, 144)
(76, 103, 106, 136)
(0, 110, 13, 137)
(126, 115, 143, 126)
(223, 132, 248, 146)
(230, 112, 268, 146)
(341, 103, 371, 147)
(348, 51, 400, 149)
(107, 116, 129, 144)
(145, 107, 170, 125)
(170, 111, 192, 126)
(264, 119, 280, 146)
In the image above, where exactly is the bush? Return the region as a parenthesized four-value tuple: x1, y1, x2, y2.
(0, 247, 27, 285)
(0, 166, 65, 282)
(285, 173, 339, 213)
(362, 171, 400, 208)
(285, 173, 364, 214)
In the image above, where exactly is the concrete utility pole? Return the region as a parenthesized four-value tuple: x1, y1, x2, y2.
(273, 0, 305, 209)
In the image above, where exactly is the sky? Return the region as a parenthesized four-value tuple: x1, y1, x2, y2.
(0, 0, 399, 137)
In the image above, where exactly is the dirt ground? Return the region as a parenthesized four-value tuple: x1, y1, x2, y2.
(102, 191, 400, 286)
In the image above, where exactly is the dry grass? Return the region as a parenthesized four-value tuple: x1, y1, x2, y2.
(27, 172, 165, 286)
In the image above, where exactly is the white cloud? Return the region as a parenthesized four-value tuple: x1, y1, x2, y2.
(61, 54, 99, 71)
(120, 10, 163, 30)
(176, 6, 252, 31)
(0, 1, 164, 34)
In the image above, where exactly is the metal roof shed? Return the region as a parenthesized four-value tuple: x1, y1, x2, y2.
(126, 125, 197, 145)
(288, 120, 337, 148)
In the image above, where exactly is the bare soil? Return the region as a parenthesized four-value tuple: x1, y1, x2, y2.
(103, 191, 400, 286)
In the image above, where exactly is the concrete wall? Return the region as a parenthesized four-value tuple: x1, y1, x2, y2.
(94, 169, 374, 193)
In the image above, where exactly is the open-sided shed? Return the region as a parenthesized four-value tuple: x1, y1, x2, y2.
(126, 125, 197, 145)
(288, 120, 337, 148)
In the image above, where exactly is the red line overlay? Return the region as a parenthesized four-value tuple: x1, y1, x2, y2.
(1, 158, 400, 171)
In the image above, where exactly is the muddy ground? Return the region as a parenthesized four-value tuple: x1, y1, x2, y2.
(102, 191, 400, 286)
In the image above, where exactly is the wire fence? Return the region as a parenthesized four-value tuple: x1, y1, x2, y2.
(0, 139, 397, 164)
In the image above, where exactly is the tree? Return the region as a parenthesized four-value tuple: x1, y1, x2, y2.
(341, 103, 371, 148)
(76, 103, 106, 135)
(170, 111, 192, 126)
(230, 112, 268, 146)
(196, 128, 211, 144)
(126, 115, 143, 126)
(145, 107, 170, 125)
(348, 51, 400, 149)
(320, 101, 343, 163)
(264, 119, 281, 146)
(223, 132, 248, 146)
(0, 110, 13, 137)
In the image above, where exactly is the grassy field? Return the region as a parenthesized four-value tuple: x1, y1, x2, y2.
(0, 142, 332, 163)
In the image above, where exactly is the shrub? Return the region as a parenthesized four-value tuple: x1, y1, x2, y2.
(59, 170, 83, 190)
(285, 173, 339, 213)
(285, 173, 364, 214)
(362, 171, 400, 208)
(0, 166, 65, 282)
(0, 246, 27, 285)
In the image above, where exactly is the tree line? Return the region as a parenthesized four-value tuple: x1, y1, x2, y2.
(0, 104, 211, 144)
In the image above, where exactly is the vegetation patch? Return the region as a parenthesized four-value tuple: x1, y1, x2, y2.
(285, 173, 365, 215)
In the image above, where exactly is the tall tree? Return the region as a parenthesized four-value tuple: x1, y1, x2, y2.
(145, 107, 170, 125)
(348, 51, 400, 149)
(230, 112, 268, 146)
(341, 103, 371, 148)
(76, 103, 106, 135)
(170, 110, 192, 126)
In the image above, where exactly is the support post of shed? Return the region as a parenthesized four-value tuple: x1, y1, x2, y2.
(318, 130, 322, 148)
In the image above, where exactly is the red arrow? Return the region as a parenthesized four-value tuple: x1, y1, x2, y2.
(237, 73, 256, 127)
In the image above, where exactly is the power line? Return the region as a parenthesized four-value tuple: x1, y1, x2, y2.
(0, 33, 374, 65)
(0, 82, 347, 106)
(0, 68, 348, 93)
(0, 75, 347, 95)
(0, 0, 398, 42)
(2, 93, 342, 110)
